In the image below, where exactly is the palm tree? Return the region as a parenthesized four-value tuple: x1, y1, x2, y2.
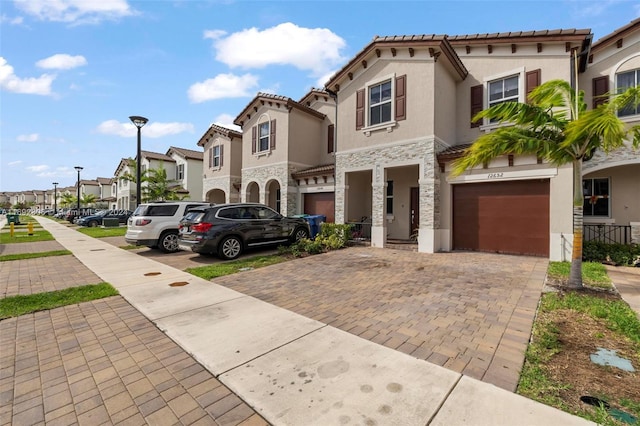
(451, 80, 639, 289)
(81, 193, 97, 207)
(60, 193, 76, 208)
(144, 167, 185, 202)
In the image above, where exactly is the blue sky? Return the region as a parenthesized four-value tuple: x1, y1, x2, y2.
(1, 0, 638, 192)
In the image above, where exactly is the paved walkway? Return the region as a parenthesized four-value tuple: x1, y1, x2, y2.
(606, 265, 640, 316)
(2, 216, 593, 425)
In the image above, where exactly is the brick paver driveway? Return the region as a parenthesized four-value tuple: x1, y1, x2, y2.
(211, 246, 548, 392)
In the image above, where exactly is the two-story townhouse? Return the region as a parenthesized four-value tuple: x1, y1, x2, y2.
(233, 92, 335, 217)
(199, 124, 243, 204)
(579, 18, 640, 243)
(18, 191, 36, 207)
(96, 177, 116, 209)
(325, 29, 592, 260)
(114, 158, 135, 210)
(166, 146, 204, 201)
(0, 192, 11, 209)
(31, 190, 46, 210)
(79, 180, 100, 204)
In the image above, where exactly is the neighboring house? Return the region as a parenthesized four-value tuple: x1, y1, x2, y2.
(580, 18, 640, 243)
(96, 177, 117, 209)
(114, 158, 135, 210)
(233, 91, 336, 219)
(198, 124, 243, 204)
(166, 146, 204, 201)
(79, 180, 100, 203)
(17, 191, 36, 206)
(324, 29, 594, 260)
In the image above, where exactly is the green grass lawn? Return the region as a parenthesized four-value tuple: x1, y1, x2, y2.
(185, 254, 288, 280)
(0, 250, 71, 262)
(547, 261, 612, 289)
(0, 230, 55, 244)
(0, 283, 119, 319)
(76, 226, 127, 238)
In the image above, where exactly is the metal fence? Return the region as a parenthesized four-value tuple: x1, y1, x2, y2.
(583, 224, 632, 245)
(348, 221, 372, 241)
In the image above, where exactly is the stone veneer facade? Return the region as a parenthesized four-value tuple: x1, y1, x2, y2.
(582, 143, 638, 173)
(241, 163, 300, 216)
(202, 175, 242, 203)
(335, 137, 445, 252)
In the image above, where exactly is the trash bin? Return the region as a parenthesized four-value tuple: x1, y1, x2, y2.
(305, 214, 326, 239)
(6, 214, 20, 225)
(102, 218, 119, 227)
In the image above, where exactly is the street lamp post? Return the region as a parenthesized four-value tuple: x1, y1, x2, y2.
(52, 182, 58, 214)
(129, 116, 148, 207)
(74, 166, 83, 220)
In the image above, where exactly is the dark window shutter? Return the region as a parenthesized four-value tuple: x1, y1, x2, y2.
(220, 145, 224, 167)
(592, 76, 609, 109)
(251, 126, 256, 154)
(470, 85, 483, 128)
(356, 89, 365, 130)
(208, 148, 212, 168)
(526, 69, 541, 103)
(328, 124, 335, 153)
(395, 74, 406, 121)
(270, 119, 276, 149)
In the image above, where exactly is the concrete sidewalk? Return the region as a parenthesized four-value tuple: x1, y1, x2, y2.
(33, 217, 593, 425)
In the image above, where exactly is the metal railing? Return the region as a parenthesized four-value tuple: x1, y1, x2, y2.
(348, 221, 372, 241)
(583, 224, 632, 245)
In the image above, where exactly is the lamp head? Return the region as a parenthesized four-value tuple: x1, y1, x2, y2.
(129, 116, 149, 128)
(74, 166, 83, 172)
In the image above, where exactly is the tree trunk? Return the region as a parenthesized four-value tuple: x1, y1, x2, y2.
(568, 159, 584, 289)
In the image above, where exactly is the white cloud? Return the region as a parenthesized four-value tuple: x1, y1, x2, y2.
(209, 22, 347, 77)
(1, 14, 24, 25)
(96, 120, 194, 138)
(26, 164, 49, 172)
(8, 160, 22, 166)
(36, 54, 87, 70)
(203, 29, 227, 40)
(0, 57, 55, 95)
(213, 114, 241, 131)
(13, 0, 134, 24)
(17, 133, 39, 142)
(188, 73, 258, 103)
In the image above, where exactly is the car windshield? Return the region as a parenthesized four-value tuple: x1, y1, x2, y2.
(95, 210, 108, 217)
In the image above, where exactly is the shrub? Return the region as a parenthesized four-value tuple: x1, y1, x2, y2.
(583, 241, 640, 266)
(288, 223, 353, 256)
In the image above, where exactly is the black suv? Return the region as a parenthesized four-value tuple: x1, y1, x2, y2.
(178, 203, 310, 260)
(76, 209, 133, 227)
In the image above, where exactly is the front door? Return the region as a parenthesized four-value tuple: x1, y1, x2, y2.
(410, 187, 419, 238)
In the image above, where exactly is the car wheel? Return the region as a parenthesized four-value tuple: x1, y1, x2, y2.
(218, 236, 243, 260)
(292, 227, 310, 242)
(88, 220, 99, 228)
(159, 231, 179, 253)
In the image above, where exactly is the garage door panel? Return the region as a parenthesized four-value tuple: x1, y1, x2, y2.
(453, 180, 549, 257)
(304, 193, 335, 223)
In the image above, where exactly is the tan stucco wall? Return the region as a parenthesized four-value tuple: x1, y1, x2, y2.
(454, 45, 574, 145)
(434, 61, 458, 145)
(288, 108, 324, 166)
(385, 166, 420, 239)
(584, 164, 640, 225)
(242, 108, 290, 168)
(336, 58, 436, 152)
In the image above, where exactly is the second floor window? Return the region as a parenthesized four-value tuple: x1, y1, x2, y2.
(369, 80, 392, 126)
(617, 69, 639, 117)
(259, 122, 270, 152)
(177, 164, 184, 180)
(212, 146, 221, 168)
(489, 75, 519, 108)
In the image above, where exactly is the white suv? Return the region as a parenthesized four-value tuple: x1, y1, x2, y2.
(125, 201, 213, 252)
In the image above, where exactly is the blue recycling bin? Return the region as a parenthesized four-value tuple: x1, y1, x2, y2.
(305, 214, 326, 239)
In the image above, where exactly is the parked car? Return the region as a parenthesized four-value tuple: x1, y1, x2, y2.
(178, 203, 310, 260)
(76, 209, 133, 227)
(125, 201, 213, 252)
(66, 208, 100, 223)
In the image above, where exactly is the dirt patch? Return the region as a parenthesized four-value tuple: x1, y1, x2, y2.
(536, 287, 639, 421)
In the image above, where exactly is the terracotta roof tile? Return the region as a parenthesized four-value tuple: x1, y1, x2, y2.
(291, 164, 335, 179)
(168, 146, 204, 161)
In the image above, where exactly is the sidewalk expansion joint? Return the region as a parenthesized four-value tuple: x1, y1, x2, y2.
(426, 373, 463, 425)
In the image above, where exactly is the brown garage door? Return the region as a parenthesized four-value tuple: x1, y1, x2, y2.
(304, 192, 335, 223)
(453, 179, 549, 257)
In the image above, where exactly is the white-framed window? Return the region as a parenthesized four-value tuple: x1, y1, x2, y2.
(488, 75, 519, 108)
(212, 145, 221, 168)
(369, 80, 392, 126)
(259, 121, 270, 152)
(177, 164, 184, 180)
(583, 177, 609, 217)
(616, 68, 639, 117)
